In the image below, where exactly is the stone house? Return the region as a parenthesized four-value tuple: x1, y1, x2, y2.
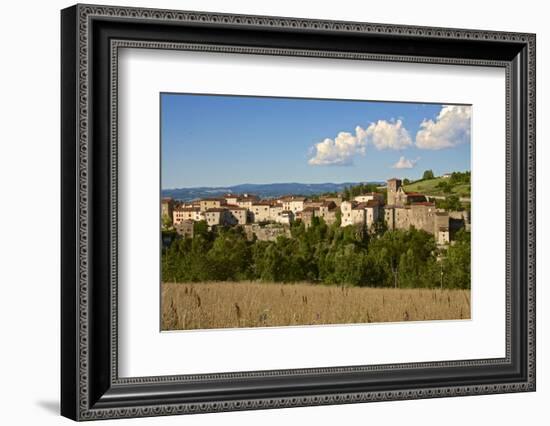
(268, 204, 284, 222)
(250, 202, 271, 222)
(199, 198, 226, 212)
(303, 200, 324, 209)
(173, 206, 203, 225)
(174, 219, 194, 238)
(276, 210, 294, 225)
(301, 206, 319, 229)
(354, 192, 384, 204)
(364, 199, 381, 228)
(409, 202, 437, 234)
(278, 196, 306, 214)
(204, 208, 230, 228)
(234, 194, 259, 210)
(319, 201, 338, 225)
(223, 193, 239, 205)
(226, 205, 248, 225)
(340, 201, 366, 227)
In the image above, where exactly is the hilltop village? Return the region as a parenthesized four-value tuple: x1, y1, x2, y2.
(162, 178, 470, 246)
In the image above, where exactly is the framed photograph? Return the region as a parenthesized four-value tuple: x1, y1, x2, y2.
(61, 4, 536, 421)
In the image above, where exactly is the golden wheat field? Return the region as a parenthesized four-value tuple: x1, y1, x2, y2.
(161, 281, 471, 330)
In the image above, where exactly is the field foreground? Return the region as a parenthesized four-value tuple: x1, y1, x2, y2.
(162, 282, 471, 330)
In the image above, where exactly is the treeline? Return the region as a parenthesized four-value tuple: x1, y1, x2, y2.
(341, 183, 382, 201)
(162, 219, 470, 289)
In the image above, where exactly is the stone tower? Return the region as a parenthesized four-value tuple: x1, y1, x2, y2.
(387, 178, 402, 206)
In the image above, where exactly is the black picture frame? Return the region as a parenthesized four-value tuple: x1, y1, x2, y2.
(61, 4, 536, 421)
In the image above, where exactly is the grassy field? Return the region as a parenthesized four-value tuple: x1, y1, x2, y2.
(404, 177, 470, 197)
(161, 281, 471, 330)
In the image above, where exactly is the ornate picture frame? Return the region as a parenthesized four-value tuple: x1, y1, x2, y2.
(61, 4, 535, 420)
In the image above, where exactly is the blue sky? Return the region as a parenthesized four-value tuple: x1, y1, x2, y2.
(161, 93, 471, 189)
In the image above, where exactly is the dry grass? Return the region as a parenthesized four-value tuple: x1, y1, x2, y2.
(161, 281, 471, 331)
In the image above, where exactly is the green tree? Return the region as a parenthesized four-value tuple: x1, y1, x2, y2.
(422, 169, 435, 180)
(439, 230, 471, 289)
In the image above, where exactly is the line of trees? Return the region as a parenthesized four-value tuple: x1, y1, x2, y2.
(341, 183, 380, 201)
(162, 219, 470, 289)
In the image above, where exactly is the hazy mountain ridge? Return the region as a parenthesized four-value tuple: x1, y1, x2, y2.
(162, 182, 384, 201)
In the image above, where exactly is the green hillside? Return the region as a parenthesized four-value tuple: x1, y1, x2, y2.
(403, 174, 471, 198)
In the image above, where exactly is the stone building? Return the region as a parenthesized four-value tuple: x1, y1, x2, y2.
(174, 219, 194, 238)
(384, 202, 451, 239)
(303, 200, 324, 210)
(279, 195, 306, 214)
(319, 201, 338, 225)
(226, 205, 248, 225)
(235, 194, 259, 210)
(340, 201, 366, 227)
(173, 206, 203, 225)
(199, 198, 226, 212)
(223, 193, 239, 205)
(204, 208, 230, 228)
(250, 202, 271, 222)
(364, 199, 381, 228)
(409, 202, 437, 234)
(276, 210, 294, 225)
(301, 207, 319, 229)
(268, 204, 284, 222)
(386, 178, 427, 207)
(354, 192, 384, 204)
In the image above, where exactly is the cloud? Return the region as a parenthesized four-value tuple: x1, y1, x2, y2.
(415, 105, 471, 150)
(362, 119, 413, 150)
(308, 119, 412, 166)
(308, 128, 367, 166)
(392, 156, 419, 169)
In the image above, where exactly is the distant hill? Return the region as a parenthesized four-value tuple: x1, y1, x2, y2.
(162, 182, 383, 201)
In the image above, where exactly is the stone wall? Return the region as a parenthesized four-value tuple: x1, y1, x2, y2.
(243, 224, 291, 241)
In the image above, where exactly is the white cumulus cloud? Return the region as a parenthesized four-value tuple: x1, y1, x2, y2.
(415, 105, 471, 150)
(392, 156, 419, 169)
(363, 119, 413, 150)
(308, 128, 367, 166)
(308, 120, 412, 166)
